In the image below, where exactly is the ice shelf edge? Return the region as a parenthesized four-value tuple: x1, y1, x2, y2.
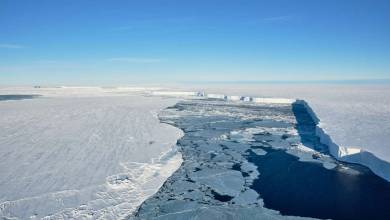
(295, 99, 390, 182)
(151, 90, 390, 181)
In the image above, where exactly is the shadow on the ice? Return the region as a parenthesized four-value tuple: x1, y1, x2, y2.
(291, 101, 328, 153)
(292, 100, 390, 180)
(0, 94, 41, 101)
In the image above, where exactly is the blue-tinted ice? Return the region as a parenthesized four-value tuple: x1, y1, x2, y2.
(0, 95, 39, 101)
(133, 99, 390, 220)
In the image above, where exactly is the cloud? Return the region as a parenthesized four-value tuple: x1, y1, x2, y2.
(107, 57, 162, 63)
(0, 44, 24, 49)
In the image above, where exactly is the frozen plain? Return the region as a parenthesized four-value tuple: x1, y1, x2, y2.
(0, 87, 183, 219)
(1, 85, 389, 219)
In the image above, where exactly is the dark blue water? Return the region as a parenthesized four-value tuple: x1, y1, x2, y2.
(0, 94, 39, 101)
(136, 99, 390, 220)
(246, 102, 390, 220)
(247, 147, 390, 220)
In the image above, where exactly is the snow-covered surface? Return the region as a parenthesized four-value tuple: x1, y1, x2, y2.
(122, 83, 390, 181)
(295, 100, 390, 181)
(173, 84, 390, 181)
(185, 84, 390, 158)
(1, 84, 389, 219)
(0, 87, 183, 219)
(133, 99, 320, 220)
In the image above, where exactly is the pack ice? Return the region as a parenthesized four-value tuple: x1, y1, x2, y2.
(177, 84, 390, 181)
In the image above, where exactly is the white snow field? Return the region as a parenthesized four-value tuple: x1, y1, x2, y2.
(180, 83, 390, 181)
(0, 87, 183, 219)
(1, 84, 389, 219)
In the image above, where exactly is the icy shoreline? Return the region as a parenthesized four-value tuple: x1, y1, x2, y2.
(295, 100, 390, 181)
(134, 98, 390, 220)
(133, 99, 317, 219)
(0, 86, 388, 219)
(152, 90, 390, 181)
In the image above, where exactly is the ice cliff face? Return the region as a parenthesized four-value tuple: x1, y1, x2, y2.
(132, 98, 390, 220)
(1, 86, 389, 219)
(180, 84, 390, 180)
(295, 100, 390, 181)
(153, 90, 390, 182)
(133, 99, 317, 220)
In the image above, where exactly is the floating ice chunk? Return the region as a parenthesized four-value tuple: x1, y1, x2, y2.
(191, 169, 244, 197)
(232, 189, 261, 205)
(206, 93, 227, 99)
(227, 95, 242, 101)
(242, 96, 253, 102)
(252, 148, 267, 156)
(296, 143, 316, 153)
(323, 162, 337, 169)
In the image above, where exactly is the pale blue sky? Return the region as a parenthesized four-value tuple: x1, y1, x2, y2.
(1, 0, 389, 85)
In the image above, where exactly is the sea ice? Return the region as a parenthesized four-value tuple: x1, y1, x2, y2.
(0, 87, 183, 219)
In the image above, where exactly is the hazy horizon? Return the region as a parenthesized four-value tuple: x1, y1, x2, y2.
(2, 79, 390, 87)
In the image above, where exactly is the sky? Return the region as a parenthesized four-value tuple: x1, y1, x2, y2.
(0, 0, 390, 85)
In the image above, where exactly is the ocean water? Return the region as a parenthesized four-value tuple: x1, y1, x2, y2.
(0, 94, 39, 101)
(135, 98, 390, 220)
